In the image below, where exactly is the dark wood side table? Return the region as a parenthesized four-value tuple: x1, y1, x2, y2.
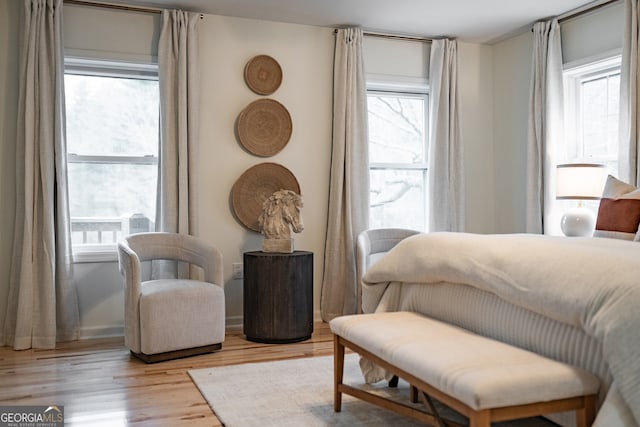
(243, 250, 313, 343)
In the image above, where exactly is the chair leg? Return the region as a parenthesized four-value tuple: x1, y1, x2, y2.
(334, 335, 345, 412)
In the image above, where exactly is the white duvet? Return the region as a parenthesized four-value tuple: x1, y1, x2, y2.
(362, 232, 640, 426)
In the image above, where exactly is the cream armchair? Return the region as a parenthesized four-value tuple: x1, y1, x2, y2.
(117, 232, 225, 363)
(356, 228, 420, 314)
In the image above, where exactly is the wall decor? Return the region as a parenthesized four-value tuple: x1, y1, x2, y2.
(231, 162, 300, 232)
(236, 98, 292, 157)
(244, 54, 282, 95)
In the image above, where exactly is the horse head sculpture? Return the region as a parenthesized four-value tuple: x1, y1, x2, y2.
(258, 189, 304, 241)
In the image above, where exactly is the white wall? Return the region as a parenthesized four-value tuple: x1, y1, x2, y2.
(491, 31, 533, 233)
(4, 0, 621, 339)
(459, 42, 496, 233)
(67, 9, 335, 336)
(196, 15, 334, 328)
(0, 2, 503, 338)
(69, 13, 497, 338)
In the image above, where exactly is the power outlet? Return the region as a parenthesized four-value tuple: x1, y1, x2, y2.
(232, 262, 243, 279)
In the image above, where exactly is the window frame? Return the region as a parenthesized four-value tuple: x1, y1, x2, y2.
(563, 55, 621, 166)
(64, 58, 159, 263)
(561, 54, 622, 216)
(366, 81, 430, 231)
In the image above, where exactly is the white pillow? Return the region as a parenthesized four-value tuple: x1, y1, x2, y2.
(593, 175, 640, 241)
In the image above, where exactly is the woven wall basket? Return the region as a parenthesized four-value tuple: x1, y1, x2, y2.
(244, 54, 282, 95)
(236, 99, 292, 157)
(231, 162, 300, 232)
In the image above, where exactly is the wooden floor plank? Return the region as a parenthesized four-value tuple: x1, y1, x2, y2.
(0, 323, 334, 426)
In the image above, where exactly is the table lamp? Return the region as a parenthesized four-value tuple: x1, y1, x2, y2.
(556, 163, 607, 237)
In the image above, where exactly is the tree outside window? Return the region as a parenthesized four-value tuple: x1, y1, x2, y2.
(367, 90, 428, 231)
(65, 61, 159, 254)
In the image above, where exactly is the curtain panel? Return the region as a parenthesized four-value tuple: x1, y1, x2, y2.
(428, 38, 465, 232)
(320, 27, 369, 321)
(156, 10, 200, 236)
(525, 19, 564, 235)
(155, 10, 201, 279)
(1, 0, 79, 350)
(620, 0, 640, 185)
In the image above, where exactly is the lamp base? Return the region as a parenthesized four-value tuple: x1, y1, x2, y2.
(560, 207, 596, 237)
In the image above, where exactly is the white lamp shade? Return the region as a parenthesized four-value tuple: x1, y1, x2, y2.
(556, 163, 607, 200)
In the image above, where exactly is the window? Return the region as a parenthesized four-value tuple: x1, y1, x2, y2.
(367, 87, 429, 231)
(563, 55, 621, 213)
(64, 59, 159, 259)
(564, 56, 621, 175)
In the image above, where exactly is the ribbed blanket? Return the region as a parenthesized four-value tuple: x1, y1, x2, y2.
(362, 232, 640, 425)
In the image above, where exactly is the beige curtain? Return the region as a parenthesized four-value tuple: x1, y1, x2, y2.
(320, 27, 369, 321)
(155, 10, 201, 279)
(620, 0, 640, 185)
(1, 0, 79, 350)
(525, 19, 564, 234)
(428, 38, 465, 231)
(156, 10, 200, 235)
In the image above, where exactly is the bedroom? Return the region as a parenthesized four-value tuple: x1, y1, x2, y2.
(0, 0, 634, 425)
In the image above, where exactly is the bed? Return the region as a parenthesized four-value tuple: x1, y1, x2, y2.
(360, 232, 640, 427)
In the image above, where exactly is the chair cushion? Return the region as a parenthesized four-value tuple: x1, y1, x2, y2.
(139, 279, 225, 355)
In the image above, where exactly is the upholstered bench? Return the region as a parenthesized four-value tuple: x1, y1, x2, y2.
(330, 312, 599, 427)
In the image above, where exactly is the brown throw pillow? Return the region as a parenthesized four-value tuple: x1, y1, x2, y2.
(594, 175, 640, 241)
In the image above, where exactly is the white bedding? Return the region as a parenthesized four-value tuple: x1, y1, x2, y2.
(362, 232, 640, 426)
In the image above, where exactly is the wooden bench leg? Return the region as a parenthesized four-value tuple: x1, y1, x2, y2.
(410, 385, 419, 403)
(576, 395, 597, 427)
(469, 409, 491, 427)
(334, 334, 345, 412)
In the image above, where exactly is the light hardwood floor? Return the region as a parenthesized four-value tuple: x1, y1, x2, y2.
(0, 322, 334, 426)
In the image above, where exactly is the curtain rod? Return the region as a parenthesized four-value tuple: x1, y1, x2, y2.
(333, 29, 432, 43)
(557, 0, 621, 24)
(363, 31, 432, 43)
(64, 0, 161, 14)
(63, 0, 204, 18)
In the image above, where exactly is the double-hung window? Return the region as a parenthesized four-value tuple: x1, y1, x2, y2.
(562, 55, 621, 212)
(367, 85, 429, 231)
(563, 56, 621, 174)
(64, 58, 159, 260)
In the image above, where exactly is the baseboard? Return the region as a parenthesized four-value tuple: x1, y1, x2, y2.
(79, 325, 124, 340)
(225, 314, 243, 332)
(79, 310, 326, 340)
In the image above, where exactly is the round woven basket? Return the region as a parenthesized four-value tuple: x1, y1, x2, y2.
(236, 99, 292, 157)
(231, 162, 301, 232)
(244, 55, 282, 95)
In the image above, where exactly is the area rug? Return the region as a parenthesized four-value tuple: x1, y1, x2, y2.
(188, 354, 558, 427)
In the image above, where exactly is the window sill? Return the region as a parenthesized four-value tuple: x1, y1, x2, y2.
(73, 245, 118, 263)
